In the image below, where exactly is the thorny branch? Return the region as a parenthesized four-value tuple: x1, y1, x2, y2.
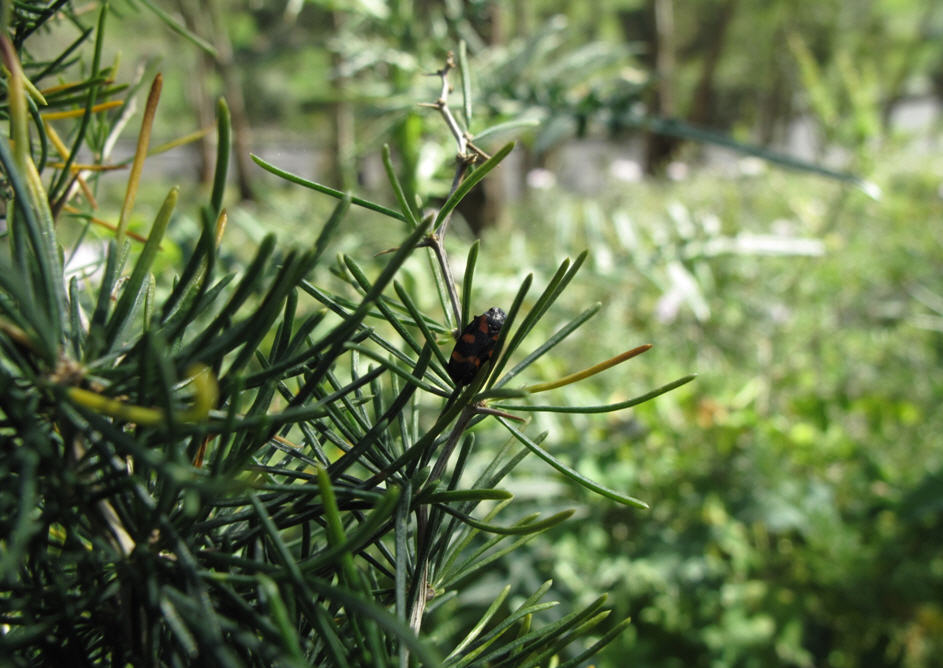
(420, 53, 467, 156)
(419, 53, 491, 164)
(406, 52, 510, 636)
(420, 52, 491, 331)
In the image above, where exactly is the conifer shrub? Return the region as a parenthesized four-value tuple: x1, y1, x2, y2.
(0, 5, 691, 665)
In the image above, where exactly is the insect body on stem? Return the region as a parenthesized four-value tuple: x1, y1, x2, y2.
(446, 307, 506, 386)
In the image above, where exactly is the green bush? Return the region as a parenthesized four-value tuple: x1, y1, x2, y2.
(0, 5, 691, 665)
(491, 159, 943, 667)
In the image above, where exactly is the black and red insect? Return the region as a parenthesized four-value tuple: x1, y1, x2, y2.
(446, 307, 506, 386)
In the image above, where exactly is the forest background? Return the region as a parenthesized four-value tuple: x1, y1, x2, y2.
(4, 1, 943, 666)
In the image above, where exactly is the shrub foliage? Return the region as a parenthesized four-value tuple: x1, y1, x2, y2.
(0, 5, 690, 666)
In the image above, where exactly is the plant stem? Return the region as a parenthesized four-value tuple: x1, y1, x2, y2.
(428, 231, 464, 332)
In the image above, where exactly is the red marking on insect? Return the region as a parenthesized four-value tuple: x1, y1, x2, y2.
(446, 307, 506, 385)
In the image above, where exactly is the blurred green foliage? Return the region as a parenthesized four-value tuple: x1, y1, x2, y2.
(7, 0, 943, 665)
(473, 153, 943, 666)
(110, 1, 939, 664)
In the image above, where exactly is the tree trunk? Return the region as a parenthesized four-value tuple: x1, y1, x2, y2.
(208, 0, 255, 201)
(177, 0, 255, 200)
(456, 1, 509, 234)
(687, 0, 739, 128)
(642, 0, 677, 174)
(626, 0, 740, 173)
(176, 1, 214, 184)
(880, 0, 937, 130)
(329, 10, 357, 190)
